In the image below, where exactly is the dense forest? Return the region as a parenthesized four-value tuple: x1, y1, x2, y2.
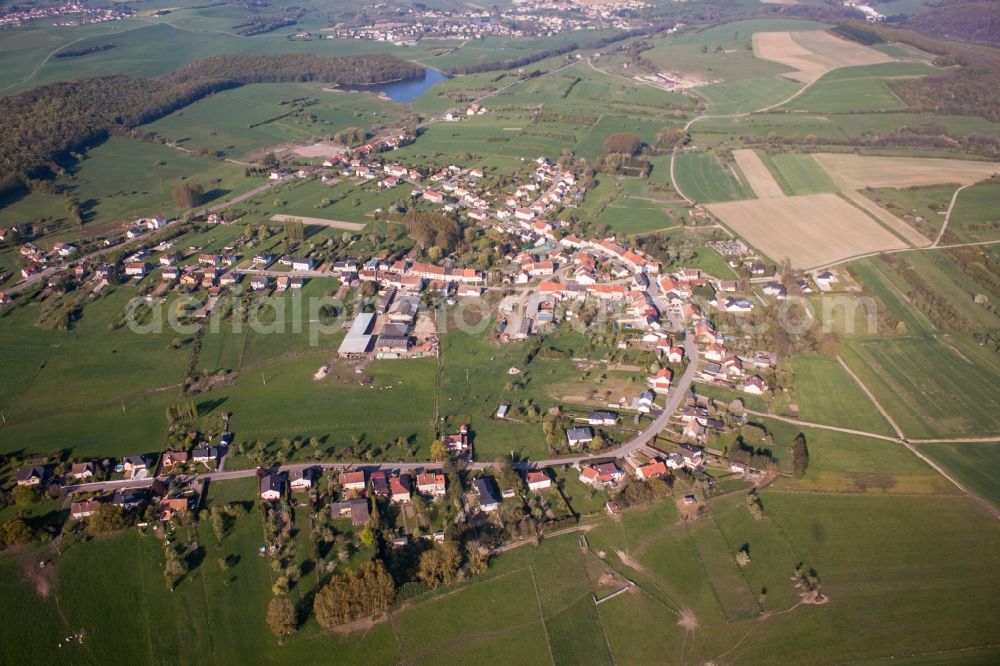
(0, 53, 422, 196)
(906, 1, 1000, 48)
(166, 54, 422, 86)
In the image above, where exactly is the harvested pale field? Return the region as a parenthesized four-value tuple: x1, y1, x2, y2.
(707, 192, 908, 269)
(811, 153, 1000, 189)
(753, 30, 892, 83)
(270, 214, 366, 230)
(841, 189, 930, 247)
(732, 149, 784, 199)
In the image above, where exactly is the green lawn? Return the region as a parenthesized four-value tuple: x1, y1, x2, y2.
(673, 152, 752, 203)
(595, 196, 674, 235)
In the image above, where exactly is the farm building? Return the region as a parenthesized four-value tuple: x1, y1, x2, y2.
(338, 313, 376, 357)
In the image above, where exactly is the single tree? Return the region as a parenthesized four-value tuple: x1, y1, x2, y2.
(88, 504, 126, 534)
(172, 181, 204, 209)
(267, 595, 298, 637)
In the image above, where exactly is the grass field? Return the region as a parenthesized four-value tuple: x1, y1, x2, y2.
(695, 75, 801, 114)
(143, 83, 404, 160)
(915, 442, 1000, 510)
(843, 334, 1000, 439)
(594, 196, 674, 235)
(673, 152, 753, 203)
(790, 355, 894, 435)
(0, 137, 254, 237)
(763, 153, 839, 195)
(781, 61, 938, 113)
(859, 184, 956, 240)
(944, 181, 1000, 243)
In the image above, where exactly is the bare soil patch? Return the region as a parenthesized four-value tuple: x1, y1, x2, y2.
(707, 192, 908, 269)
(615, 549, 648, 575)
(732, 149, 784, 199)
(270, 214, 366, 231)
(677, 607, 700, 631)
(290, 142, 351, 159)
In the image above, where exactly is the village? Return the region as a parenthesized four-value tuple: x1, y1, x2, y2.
(325, 0, 651, 45)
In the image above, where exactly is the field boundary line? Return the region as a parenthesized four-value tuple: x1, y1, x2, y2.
(742, 408, 898, 442)
(528, 565, 557, 666)
(829, 642, 1000, 666)
(835, 356, 905, 438)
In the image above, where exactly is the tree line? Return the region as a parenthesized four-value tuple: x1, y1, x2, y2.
(165, 53, 422, 87)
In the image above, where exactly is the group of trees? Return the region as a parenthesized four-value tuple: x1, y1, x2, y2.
(331, 127, 367, 147)
(172, 181, 204, 209)
(313, 560, 396, 628)
(602, 132, 642, 156)
(402, 211, 462, 252)
(166, 54, 422, 87)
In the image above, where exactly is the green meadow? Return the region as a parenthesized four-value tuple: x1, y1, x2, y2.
(143, 83, 405, 160)
(781, 62, 940, 114)
(790, 355, 894, 436)
(915, 442, 1000, 510)
(0, 138, 254, 241)
(673, 151, 752, 203)
(762, 153, 839, 195)
(843, 334, 1000, 439)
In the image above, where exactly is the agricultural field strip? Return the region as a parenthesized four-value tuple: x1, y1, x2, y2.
(270, 214, 366, 231)
(811, 153, 1000, 190)
(732, 149, 784, 199)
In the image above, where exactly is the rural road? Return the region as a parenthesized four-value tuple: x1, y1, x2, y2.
(933, 183, 972, 247)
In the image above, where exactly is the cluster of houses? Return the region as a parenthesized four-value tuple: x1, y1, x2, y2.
(16, 455, 197, 523)
(578, 442, 705, 493)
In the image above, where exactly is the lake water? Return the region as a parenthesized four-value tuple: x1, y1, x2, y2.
(343, 68, 448, 103)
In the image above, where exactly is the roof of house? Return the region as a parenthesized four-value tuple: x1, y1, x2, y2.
(567, 426, 594, 441)
(389, 475, 411, 496)
(339, 470, 366, 485)
(526, 471, 550, 484)
(260, 474, 284, 495)
(473, 477, 499, 505)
